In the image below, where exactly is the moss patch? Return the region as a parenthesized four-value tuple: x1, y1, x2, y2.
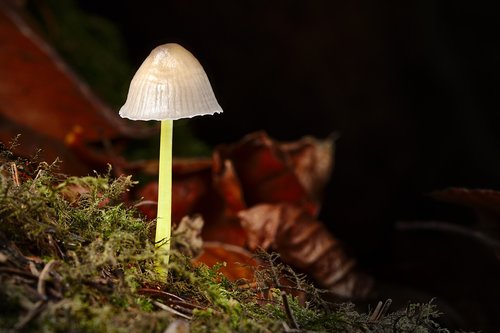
(0, 142, 469, 332)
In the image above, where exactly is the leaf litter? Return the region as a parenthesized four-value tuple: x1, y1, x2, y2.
(0, 142, 468, 332)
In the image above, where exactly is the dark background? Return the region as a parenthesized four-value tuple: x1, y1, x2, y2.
(75, 1, 500, 331)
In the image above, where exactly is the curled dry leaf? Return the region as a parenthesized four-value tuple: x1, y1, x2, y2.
(212, 158, 246, 214)
(136, 158, 248, 247)
(138, 131, 338, 247)
(0, 2, 148, 175)
(279, 133, 336, 206)
(213, 131, 335, 216)
(238, 203, 373, 298)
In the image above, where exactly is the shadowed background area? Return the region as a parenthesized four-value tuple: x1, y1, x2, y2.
(75, 0, 500, 234)
(4, 0, 500, 331)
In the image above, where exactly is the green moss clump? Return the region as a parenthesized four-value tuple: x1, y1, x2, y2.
(0, 143, 470, 332)
(0, 144, 169, 332)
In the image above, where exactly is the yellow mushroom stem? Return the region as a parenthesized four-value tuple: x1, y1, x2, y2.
(156, 119, 173, 270)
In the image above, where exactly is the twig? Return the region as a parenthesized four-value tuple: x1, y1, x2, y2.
(369, 301, 383, 322)
(37, 260, 58, 300)
(397, 220, 500, 249)
(280, 289, 299, 330)
(153, 301, 192, 320)
(134, 200, 158, 208)
(10, 162, 19, 186)
(47, 234, 65, 259)
(0, 266, 37, 279)
(28, 261, 43, 278)
(369, 299, 392, 321)
(30, 169, 43, 190)
(268, 256, 299, 330)
(137, 288, 205, 313)
(12, 300, 47, 332)
(168, 302, 195, 317)
(379, 299, 392, 318)
(137, 288, 185, 302)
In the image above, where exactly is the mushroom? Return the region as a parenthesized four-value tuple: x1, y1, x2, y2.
(119, 43, 222, 267)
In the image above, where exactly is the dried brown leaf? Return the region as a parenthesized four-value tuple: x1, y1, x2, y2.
(0, 3, 148, 174)
(195, 241, 257, 281)
(214, 131, 331, 216)
(238, 203, 372, 298)
(279, 134, 336, 206)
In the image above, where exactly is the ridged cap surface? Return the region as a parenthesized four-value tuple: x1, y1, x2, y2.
(119, 43, 222, 121)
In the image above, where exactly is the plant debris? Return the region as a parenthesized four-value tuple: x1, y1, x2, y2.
(137, 131, 374, 298)
(239, 203, 372, 298)
(0, 142, 469, 332)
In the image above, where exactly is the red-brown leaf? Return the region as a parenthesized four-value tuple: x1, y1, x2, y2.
(136, 132, 346, 285)
(212, 158, 246, 214)
(195, 242, 257, 281)
(214, 131, 334, 216)
(136, 160, 211, 223)
(0, 3, 148, 174)
(238, 203, 372, 298)
(279, 134, 335, 207)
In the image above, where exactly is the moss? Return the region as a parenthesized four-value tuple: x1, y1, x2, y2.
(0, 143, 472, 332)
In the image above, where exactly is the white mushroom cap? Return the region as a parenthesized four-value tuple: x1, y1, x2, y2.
(119, 43, 223, 121)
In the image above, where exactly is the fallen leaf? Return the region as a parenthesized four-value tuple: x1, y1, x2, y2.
(136, 131, 368, 295)
(238, 203, 372, 298)
(214, 131, 334, 216)
(136, 168, 210, 224)
(196, 242, 257, 281)
(279, 134, 336, 206)
(212, 158, 246, 214)
(0, 2, 148, 174)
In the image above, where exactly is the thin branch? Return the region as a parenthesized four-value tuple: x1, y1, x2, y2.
(397, 220, 500, 249)
(137, 288, 185, 302)
(13, 300, 47, 332)
(134, 200, 157, 208)
(268, 255, 299, 330)
(369, 301, 383, 322)
(379, 299, 392, 318)
(47, 234, 65, 260)
(0, 267, 37, 279)
(153, 301, 191, 320)
(30, 169, 43, 191)
(137, 288, 205, 313)
(37, 259, 58, 300)
(280, 290, 299, 330)
(10, 162, 20, 186)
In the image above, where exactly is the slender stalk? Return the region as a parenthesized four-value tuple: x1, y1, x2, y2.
(156, 120, 173, 269)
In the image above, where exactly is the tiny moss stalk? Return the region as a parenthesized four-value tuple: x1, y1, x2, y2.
(156, 120, 173, 269)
